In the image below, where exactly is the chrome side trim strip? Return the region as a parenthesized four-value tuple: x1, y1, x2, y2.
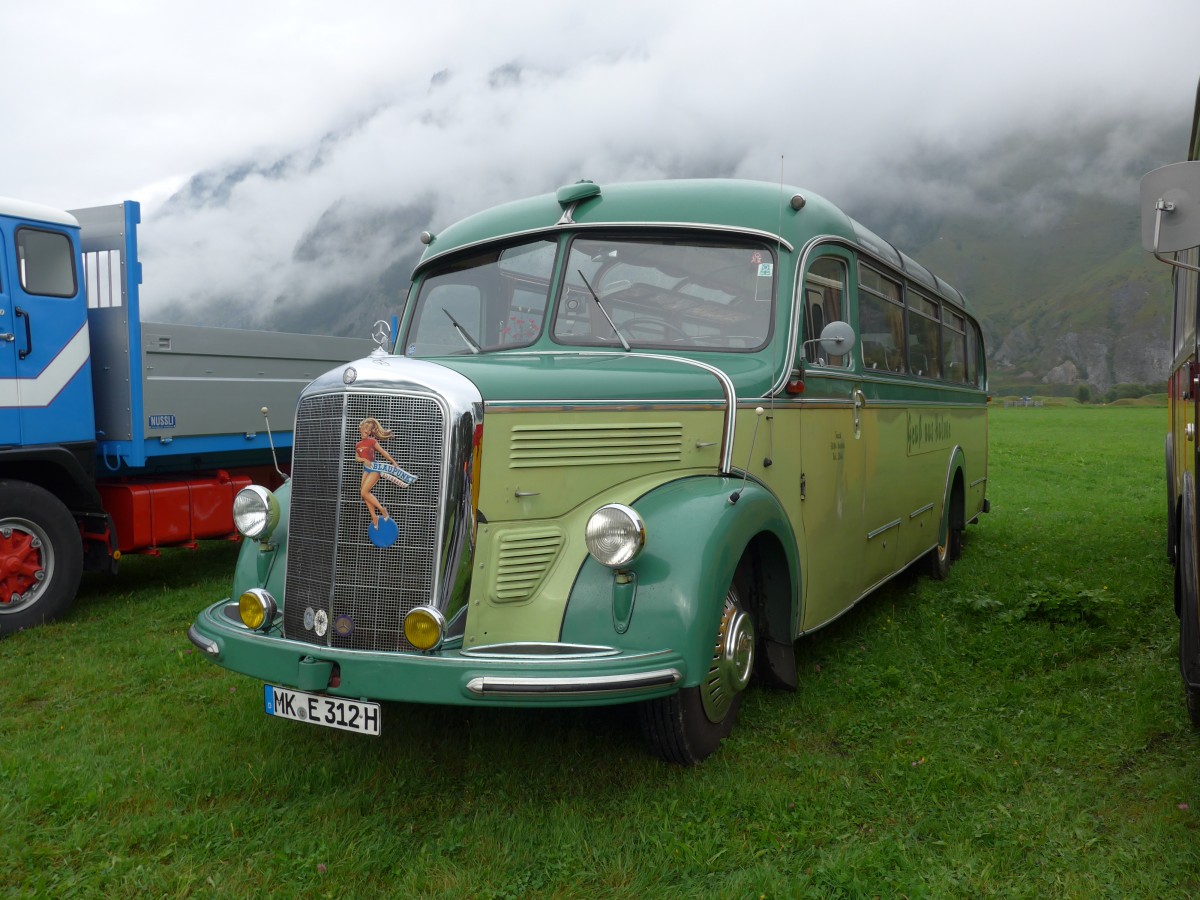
(866, 518, 902, 541)
(909, 502, 935, 519)
(465, 668, 682, 697)
(461, 642, 620, 659)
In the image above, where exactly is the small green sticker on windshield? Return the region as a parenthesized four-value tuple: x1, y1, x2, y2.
(757, 263, 773, 277)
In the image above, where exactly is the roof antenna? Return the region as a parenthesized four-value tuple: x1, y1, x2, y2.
(261, 407, 288, 483)
(729, 407, 765, 504)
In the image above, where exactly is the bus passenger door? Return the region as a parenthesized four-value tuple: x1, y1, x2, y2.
(796, 253, 870, 630)
(855, 380, 903, 586)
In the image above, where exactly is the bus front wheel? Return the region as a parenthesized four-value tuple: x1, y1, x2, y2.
(639, 581, 755, 765)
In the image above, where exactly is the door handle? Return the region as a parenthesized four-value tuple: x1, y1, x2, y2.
(15, 307, 31, 360)
(853, 388, 866, 436)
(0, 333, 13, 342)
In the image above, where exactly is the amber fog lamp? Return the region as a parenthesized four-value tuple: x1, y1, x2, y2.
(585, 504, 645, 568)
(233, 485, 280, 541)
(404, 606, 446, 651)
(239, 588, 278, 631)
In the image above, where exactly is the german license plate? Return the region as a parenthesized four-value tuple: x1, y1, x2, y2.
(263, 685, 381, 736)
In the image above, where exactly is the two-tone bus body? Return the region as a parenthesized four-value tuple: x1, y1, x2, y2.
(191, 178, 989, 763)
(1142, 81, 1200, 726)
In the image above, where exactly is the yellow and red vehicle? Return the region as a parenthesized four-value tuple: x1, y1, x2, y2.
(191, 178, 989, 763)
(1142, 80, 1200, 725)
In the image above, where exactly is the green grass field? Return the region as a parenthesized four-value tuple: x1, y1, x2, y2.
(4, 406, 1198, 897)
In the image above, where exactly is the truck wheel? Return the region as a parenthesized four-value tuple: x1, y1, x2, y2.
(0, 481, 83, 635)
(638, 583, 755, 765)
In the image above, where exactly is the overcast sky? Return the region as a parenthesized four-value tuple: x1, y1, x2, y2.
(2, 0, 1198, 320)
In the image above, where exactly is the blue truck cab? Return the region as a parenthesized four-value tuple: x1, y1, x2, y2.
(0, 197, 371, 635)
(0, 199, 98, 447)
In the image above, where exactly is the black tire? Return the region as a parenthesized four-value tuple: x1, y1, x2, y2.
(0, 480, 83, 636)
(638, 582, 755, 765)
(1167, 435, 1177, 565)
(928, 479, 965, 579)
(927, 534, 952, 580)
(1178, 477, 1200, 726)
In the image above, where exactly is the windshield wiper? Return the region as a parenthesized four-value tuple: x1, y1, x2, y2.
(577, 270, 630, 352)
(442, 308, 482, 354)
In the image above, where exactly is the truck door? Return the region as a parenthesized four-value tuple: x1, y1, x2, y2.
(0, 219, 18, 446)
(9, 220, 94, 447)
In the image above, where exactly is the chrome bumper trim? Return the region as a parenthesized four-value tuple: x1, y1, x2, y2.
(466, 668, 681, 698)
(187, 624, 220, 658)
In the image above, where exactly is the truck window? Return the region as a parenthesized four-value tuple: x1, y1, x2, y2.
(16, 227, 76, 297)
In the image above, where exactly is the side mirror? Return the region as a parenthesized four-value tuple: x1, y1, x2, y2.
(1141, 160, 1200, 259)
(818, 320, 855, 357)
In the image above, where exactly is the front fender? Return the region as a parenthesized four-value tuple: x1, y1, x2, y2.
(560, 475, 797, 689)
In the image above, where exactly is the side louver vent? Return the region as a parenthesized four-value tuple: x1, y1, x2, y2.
(509, 422, 682, 469)
(492, 529, 564, 603)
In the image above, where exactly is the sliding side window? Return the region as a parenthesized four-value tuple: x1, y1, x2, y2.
(858, 264, 904, 373)
(803, 256, 848, 366)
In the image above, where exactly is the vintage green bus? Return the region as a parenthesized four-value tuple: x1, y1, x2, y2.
(190, 178, 990, 763)
(1141, 79, 1200, 727)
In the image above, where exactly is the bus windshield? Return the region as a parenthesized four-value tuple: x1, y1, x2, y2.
(404, 239, 557, 357)
(552, 236, 775, 351)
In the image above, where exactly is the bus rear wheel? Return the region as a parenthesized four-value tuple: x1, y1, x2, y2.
(1178, 477, 1200, 728)
(638, 582, 755, 765)
(0, 481, 82, 636)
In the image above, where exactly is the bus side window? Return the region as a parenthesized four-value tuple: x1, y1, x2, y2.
(965, 319, 981, 386)
(906, 291, 941, 378)
(942, 308, 967, 383)
(858, 264, 904, 373)
(1178, 246, 1198, 357)
(803, 257, 848, 366)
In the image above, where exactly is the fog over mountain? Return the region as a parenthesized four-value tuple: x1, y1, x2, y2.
(145, 70, 1189, 394)
(4, 1, 1195, 393)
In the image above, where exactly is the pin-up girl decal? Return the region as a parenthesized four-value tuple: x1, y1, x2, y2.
(355, 418, 416, 546)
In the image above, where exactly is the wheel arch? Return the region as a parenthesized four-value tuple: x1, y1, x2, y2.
(937, 445, 967, 548)
(560, 475, 799, 690)
(0, 445, 105, 515)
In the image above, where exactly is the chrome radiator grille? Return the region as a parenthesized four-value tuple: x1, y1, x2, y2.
(283, 391, 446, 652)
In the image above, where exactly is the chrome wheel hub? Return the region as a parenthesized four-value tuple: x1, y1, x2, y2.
(700, 588, 755, 723)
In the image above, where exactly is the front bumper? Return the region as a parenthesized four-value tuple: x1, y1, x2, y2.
(189, 600, 686, 707)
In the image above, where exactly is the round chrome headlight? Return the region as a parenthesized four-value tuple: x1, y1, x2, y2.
(584, 504, 645, 568)
(233, 485, 280, 540)
(238, 588, 277, 631)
